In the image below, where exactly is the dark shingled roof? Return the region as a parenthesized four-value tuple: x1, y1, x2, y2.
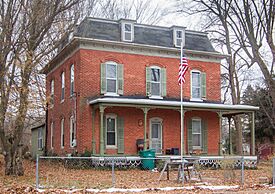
(74, 18, 216, 53)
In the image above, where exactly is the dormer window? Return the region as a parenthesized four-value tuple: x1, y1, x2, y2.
(122, 23, 134, 42)
(173, 27, 185, 47)
(176, 30, 183, 46)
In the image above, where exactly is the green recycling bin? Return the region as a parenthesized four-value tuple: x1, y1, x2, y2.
(139, 149, 156, 170)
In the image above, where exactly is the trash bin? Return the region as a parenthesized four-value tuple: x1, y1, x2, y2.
(139, 149, 156, 170)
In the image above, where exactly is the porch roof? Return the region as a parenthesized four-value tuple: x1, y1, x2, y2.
(88, 96, 259, 115)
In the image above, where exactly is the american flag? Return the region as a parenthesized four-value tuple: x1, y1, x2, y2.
(178, 52, 189, 85)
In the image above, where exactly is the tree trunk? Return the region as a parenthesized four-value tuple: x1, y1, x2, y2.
(4, 146, 24, 176)
(234, 116, 243, 155)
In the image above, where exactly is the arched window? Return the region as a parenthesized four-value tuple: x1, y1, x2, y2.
(150, 66, 161, 96)
(70, 116, 76, 147)
(60, 118, 64, 148)
(50, 122, 54, 149)
(106, 61, 117, 93)
(61, 72, 65, 101)
(190, 69, 206, 100)
(191, 70, 201, 100)
(50, 79, 54, 106)
(70, 64, 74, 96)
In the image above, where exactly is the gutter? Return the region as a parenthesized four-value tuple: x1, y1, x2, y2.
(89, 98, 259, 112)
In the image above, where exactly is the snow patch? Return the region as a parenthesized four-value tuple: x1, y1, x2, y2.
(198, 185, 239, 190)
(37, 188, 46, 193)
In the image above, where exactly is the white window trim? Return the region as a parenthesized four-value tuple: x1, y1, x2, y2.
(121, 22, 134, 42)
(192, 118, 202, 149)
(50, 122, 54, 149)
(106, 114, 117, 149)
(105, 61, 118, 96)
(149, 66, 162, 99)
(149, 117, 163, 154)
(61, 72, 65, 103)
(70, 64, 75, 97)
(61, 118, 64, 149)
(190, 70, 203, 101)
(38, 128, 43, 150)
(70, 116, 76, 148)
(173, 28, 185, 47)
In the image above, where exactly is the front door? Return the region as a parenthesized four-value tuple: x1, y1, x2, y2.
(150, 120, 162, 154)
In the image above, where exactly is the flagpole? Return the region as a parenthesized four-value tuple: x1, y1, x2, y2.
(180, 41, 183, 160)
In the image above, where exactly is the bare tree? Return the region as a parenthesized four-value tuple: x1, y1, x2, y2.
(0, 0, 80, 176)
(176, 0, 275, 153)
(87, 0, 171, 24)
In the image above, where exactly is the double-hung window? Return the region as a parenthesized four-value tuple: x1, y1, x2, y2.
(191, 70, 206, 100)
(50, 122, 54, 149)
(101, 62, 124, 95)
(61, 72, 65, 102)
(106, 115, 116, 147)
(151, 67, 161, 96)
(122, 23, 133, 42)
(61, 118, 64, 148)
(192, 118, 202, 148)
(146, 66, 166, 98)
(70, 116, 76, 147)
(38, 127, 43, 150)
(70, 64, 74, 96)
(191, 71, 201, 99)
(50, 80, 54, 106)
(106, 63, 117, 94)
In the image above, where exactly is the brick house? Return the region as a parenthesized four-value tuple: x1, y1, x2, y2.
(42, 17, 258, 156)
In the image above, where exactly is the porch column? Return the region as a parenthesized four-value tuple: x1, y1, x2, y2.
(251, 111, 255, 155)
(218, 112, 223, 155)
(99, 106, 106, 155)
(142, 108, 150, 150)
(92, 109, 96, 154)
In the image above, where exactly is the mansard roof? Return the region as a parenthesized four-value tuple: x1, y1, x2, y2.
(74, 17, 216, 53)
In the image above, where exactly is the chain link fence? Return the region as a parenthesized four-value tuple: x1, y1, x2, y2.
(36, 155, 257, 189)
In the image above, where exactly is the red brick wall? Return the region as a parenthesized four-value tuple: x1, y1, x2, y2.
(78, 49, 221, 101)
(46, 48, 221, 155)
(46, 51, 81, 155)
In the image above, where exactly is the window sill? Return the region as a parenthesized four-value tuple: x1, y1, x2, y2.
(104, 93, 119, 97)
(190, 98, 203, 102)
(149, 96, 163, 100)
(106, 145, 117, 149)
(60, 99, 64, 104)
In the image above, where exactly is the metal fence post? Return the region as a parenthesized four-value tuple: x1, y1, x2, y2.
(36, 154, 39, 189)
(112, 158, 115, 187)
(273, 158, 275, 186)
(241, 156, 244, 186)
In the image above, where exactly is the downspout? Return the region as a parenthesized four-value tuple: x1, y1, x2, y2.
(44, 102, 48, 155)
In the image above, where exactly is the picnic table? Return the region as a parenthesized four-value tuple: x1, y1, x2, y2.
(158, 157, 202, 183)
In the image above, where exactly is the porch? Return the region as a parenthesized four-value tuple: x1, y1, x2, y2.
(89, 96, 259, 157)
